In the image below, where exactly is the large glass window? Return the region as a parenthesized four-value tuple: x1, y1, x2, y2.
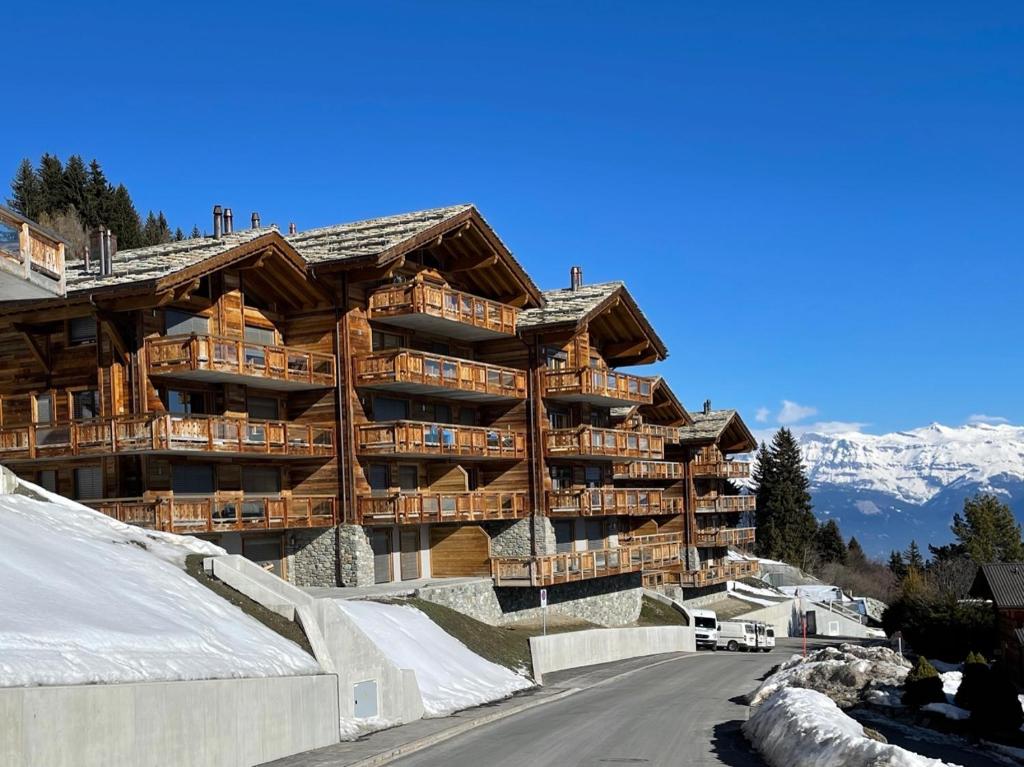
(37, 469, 57, 493)
(74, 466, 102, 499)
(165, 310, 209, 336)
(172, 464, 215, 495)
(72, 389, 99, 420)
(69, 317, 97, 345)
(244, 324, 276, 345)
(398, 465, 418, 492)
(373, 397, 408, 422)
(371, 330, 403, 351)
(367, 464, 389, 493)
(166, 389, 206, 415)
(246, 395, 279, 420)
(35, 393, 53, 424)
(242, 466, 281, 494)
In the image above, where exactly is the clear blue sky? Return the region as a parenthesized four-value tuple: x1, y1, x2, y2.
(5, 2, 1022, 436)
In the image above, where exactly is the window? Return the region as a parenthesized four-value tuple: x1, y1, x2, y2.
(586, 520, 606, 550)
(244, 324, 276, 345)
(242, 466, 281, 494)
(367, 464, 389, 493)
(69, 317, 97, 345)
(550, 466, 572, 491)
(554, 521, 574, 553)
(35, 394, 53, 424)
(246, 395, 279, 420)
(74, 466, 102, 499)
(585, 466, 602, 488)
(165, 310, 209, 336)
(371, 330, 403, 351)
(72, 389, 99, 420)
(165, 389, 206, 415)
(429, 341, 450, 355)
(548, 409, 569, 429)
(398, 465, 418, 492)
(545, 348, 568, 370)
(172, 464, 215, 495)
(37, 469, 57, 493)
(373, 397, 408, 422)
(458, 408, 477, 426)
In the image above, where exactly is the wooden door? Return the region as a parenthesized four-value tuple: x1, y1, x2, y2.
(371, 528, 391, 584)
(399, 528, 419, 581)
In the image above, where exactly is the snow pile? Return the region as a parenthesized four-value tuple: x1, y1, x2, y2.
(727, 581, 786, 607)
(0, 478, 320, 686)
(744, 687, 959, 767)
(338, 600, 532, 716)
(922, 702, 971, 721)
(940, 671, 962, 700)
(750, 643, 910, 707)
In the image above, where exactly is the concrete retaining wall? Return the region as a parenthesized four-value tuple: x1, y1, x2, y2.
(0, 674, 338, 767)
(528, 626, 695, 684)
(733, 599, 802, 637)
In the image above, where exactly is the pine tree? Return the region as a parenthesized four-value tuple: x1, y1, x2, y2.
(109, 184, 142, 250)
(888, 550, 907, 579)
(156, 212, 172, 243)
(9, 159, 41, 218)
(84, 159, 112, 229)
(753, 428, 818, 566)
(37, 153, 66, 214)
(816, 519, 847, 564)
(62, 155, 88, 216)
(189, 225, 202, 239)
(753, 440, 782, 558)
(174, 227, 185, 241)
(952, 494, 1024, 564)
(905, 540, 925, 571)
(847, 537, 868, 568)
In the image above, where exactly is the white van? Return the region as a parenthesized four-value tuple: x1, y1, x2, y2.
(717, 620, 757, 651)
(754, 622, 775, 652)
(691, 609, 719, 650)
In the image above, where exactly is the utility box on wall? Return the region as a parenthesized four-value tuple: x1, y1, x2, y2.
(354, 679, 379, 719)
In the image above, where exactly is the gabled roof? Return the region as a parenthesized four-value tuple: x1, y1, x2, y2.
(970, 563, 1024, 608)
(519, 281, 668, 363)
(678, 408, 757, 453)
(611, 376, 693, 427)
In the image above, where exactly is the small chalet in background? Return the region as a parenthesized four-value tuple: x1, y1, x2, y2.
(970, 562, 1024, 683)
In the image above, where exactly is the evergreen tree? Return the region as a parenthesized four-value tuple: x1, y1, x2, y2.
(156, 212, 172, 243)
(174, 227, 185, 241)
(62, 155, 88, 215)
(952, 494, 1024, 564)
(753, 428, 818, 566)
(109, 184, 142, 249)
(37, 153, 66, 214)
(190, 225, 202, 239)
(9, 159, 41, 218)
(816, 519, 847, 564)
(83, 159, 112, 229)
(888, 550, 907, 579)
(847, 537, 868, 568)
(905, 540, 925, 571)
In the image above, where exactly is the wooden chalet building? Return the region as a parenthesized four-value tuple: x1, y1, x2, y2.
(970, 563, 1024, 683)
(0, 202, 756, 601)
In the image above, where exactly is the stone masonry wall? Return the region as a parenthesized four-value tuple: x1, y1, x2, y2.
(285, 527, 337, 587)
(416, 579, 503, 624)
(486, 516, 557, 557)
(338, 524, 375, 587)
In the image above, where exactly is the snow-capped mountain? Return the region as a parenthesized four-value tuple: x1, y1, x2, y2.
(797, 423, 1024, 556)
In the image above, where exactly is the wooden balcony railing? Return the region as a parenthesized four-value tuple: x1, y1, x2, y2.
(354, 349, 527, 401)
(542, 368, 654, 407)
(369, 282, 518, 338)
(679, 559, 759, 588)
(492, 532, 684, 587)
(0, 415, 334, 460)
(146, 334, 336, 389)
(691, 460, 751, 479)
(695, 526, 756, 547)
(356, 420, 527, 460)
(695, 495, 756, 513)
(356, 490, 529, 524)
(0, 209, 65, 296)
(546, 426, 664, 461)
(612, 460, 685, 481)
(85, 493, 337, 535)
(546, 488, 684, 517)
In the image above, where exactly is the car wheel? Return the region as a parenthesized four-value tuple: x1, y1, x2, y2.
(727, 640, 738, 652)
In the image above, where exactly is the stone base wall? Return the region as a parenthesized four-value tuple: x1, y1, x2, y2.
(416, 573, 643, 627)
(338, 524, 375, 586)
(486, 516, 557, 557)
(285, 527, 338, 587)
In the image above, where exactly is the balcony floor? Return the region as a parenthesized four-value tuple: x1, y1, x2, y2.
(355, 380, 522, 403)
(370, 313, 512, 341)
(147, 368, 330, 391)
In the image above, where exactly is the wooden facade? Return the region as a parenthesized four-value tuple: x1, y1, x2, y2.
(0, 203, 756, 589)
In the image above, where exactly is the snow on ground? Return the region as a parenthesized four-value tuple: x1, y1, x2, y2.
(0, 477, 320, 686)
(778, 584, 847, 603)
(744, 687, 960, 767)
(923, 702, 971, 721)
(728, 580, 784, 599)
(941, 671, 963, 701)
(337, 600, 532, 716)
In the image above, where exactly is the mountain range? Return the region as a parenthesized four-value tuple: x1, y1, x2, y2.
(793, 423, 1024, 557)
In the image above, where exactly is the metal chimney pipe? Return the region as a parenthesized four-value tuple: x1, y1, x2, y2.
(288, 222, 297, 235)
(251, 211, 261, 229)
(570, 265, 583, 291)
(703, 399, 711, 415)
(212, 205, 223, 238)
(101, 228, 113, 276)
(223, 208, 233, 234)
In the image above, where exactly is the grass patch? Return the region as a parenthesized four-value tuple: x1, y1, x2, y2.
(637, 595, 689, 626)
(184, 554, 314, 657)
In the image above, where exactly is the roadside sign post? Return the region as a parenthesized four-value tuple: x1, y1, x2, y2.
(540, 588, 548, 636)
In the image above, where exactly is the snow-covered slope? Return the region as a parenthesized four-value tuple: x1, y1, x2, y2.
(792, 423, 1024, 555)
(0, 476, 321, 687)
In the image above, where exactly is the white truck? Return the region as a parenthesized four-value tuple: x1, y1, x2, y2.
(755, 622, 775, 652)
(717, 620, 758, 651)
(691, 608, 719, 650)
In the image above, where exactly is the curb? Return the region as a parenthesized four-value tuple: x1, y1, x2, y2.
(343, 653, 697, 767)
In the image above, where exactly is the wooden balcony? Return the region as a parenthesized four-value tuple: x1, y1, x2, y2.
(679, 559, 759, 588)
(85, 493, 337, 535)
(356, 490, 529, 525)
(491, 532, 684, 587)
(542, 368, 654, 408)
(0, 415, 334, 461)
(146, 334, 336, 390)
(691, 459, 751, 479)
(369, 282, 518, 340)
(546, 488, 684, 517)
(354, 349, 526, 402)
(0, 207, 65, 297)
(695, 526, 756, 547)
(612, 460, 685, 481)
(356, 420, 527, 460)
(694, 495, 756, 513)
(546, 426, 664, 461)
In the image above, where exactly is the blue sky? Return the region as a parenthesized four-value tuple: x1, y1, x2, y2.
(4, 1, 1022, 437)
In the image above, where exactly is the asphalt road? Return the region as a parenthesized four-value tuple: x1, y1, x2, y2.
(390, 638, 820, 767)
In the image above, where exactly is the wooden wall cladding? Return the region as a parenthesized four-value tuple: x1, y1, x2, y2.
(429, 524, 491, 577)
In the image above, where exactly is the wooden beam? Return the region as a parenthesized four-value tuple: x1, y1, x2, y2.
(604, 340, 650, 358)
(96, 314, 129, 363)
(343, 256, 406, 284)
(13, 324, 49, 373)
(495, 292, 530, 308)
(447, 253, 498, 272)
(235, 250, 273, 271)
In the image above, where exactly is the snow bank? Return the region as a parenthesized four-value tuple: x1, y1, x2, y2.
(922, 702, 971, 721)
(0, 486, 320, 687)
(729, 580, 784, 599)
(338, 600, 532, 716)
(744, 687, 960, 767)
(940, 670, 962, 701)
(750, 643, 910, 707)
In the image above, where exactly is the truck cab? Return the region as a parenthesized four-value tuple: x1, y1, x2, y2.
(691, 609, 719, 650)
